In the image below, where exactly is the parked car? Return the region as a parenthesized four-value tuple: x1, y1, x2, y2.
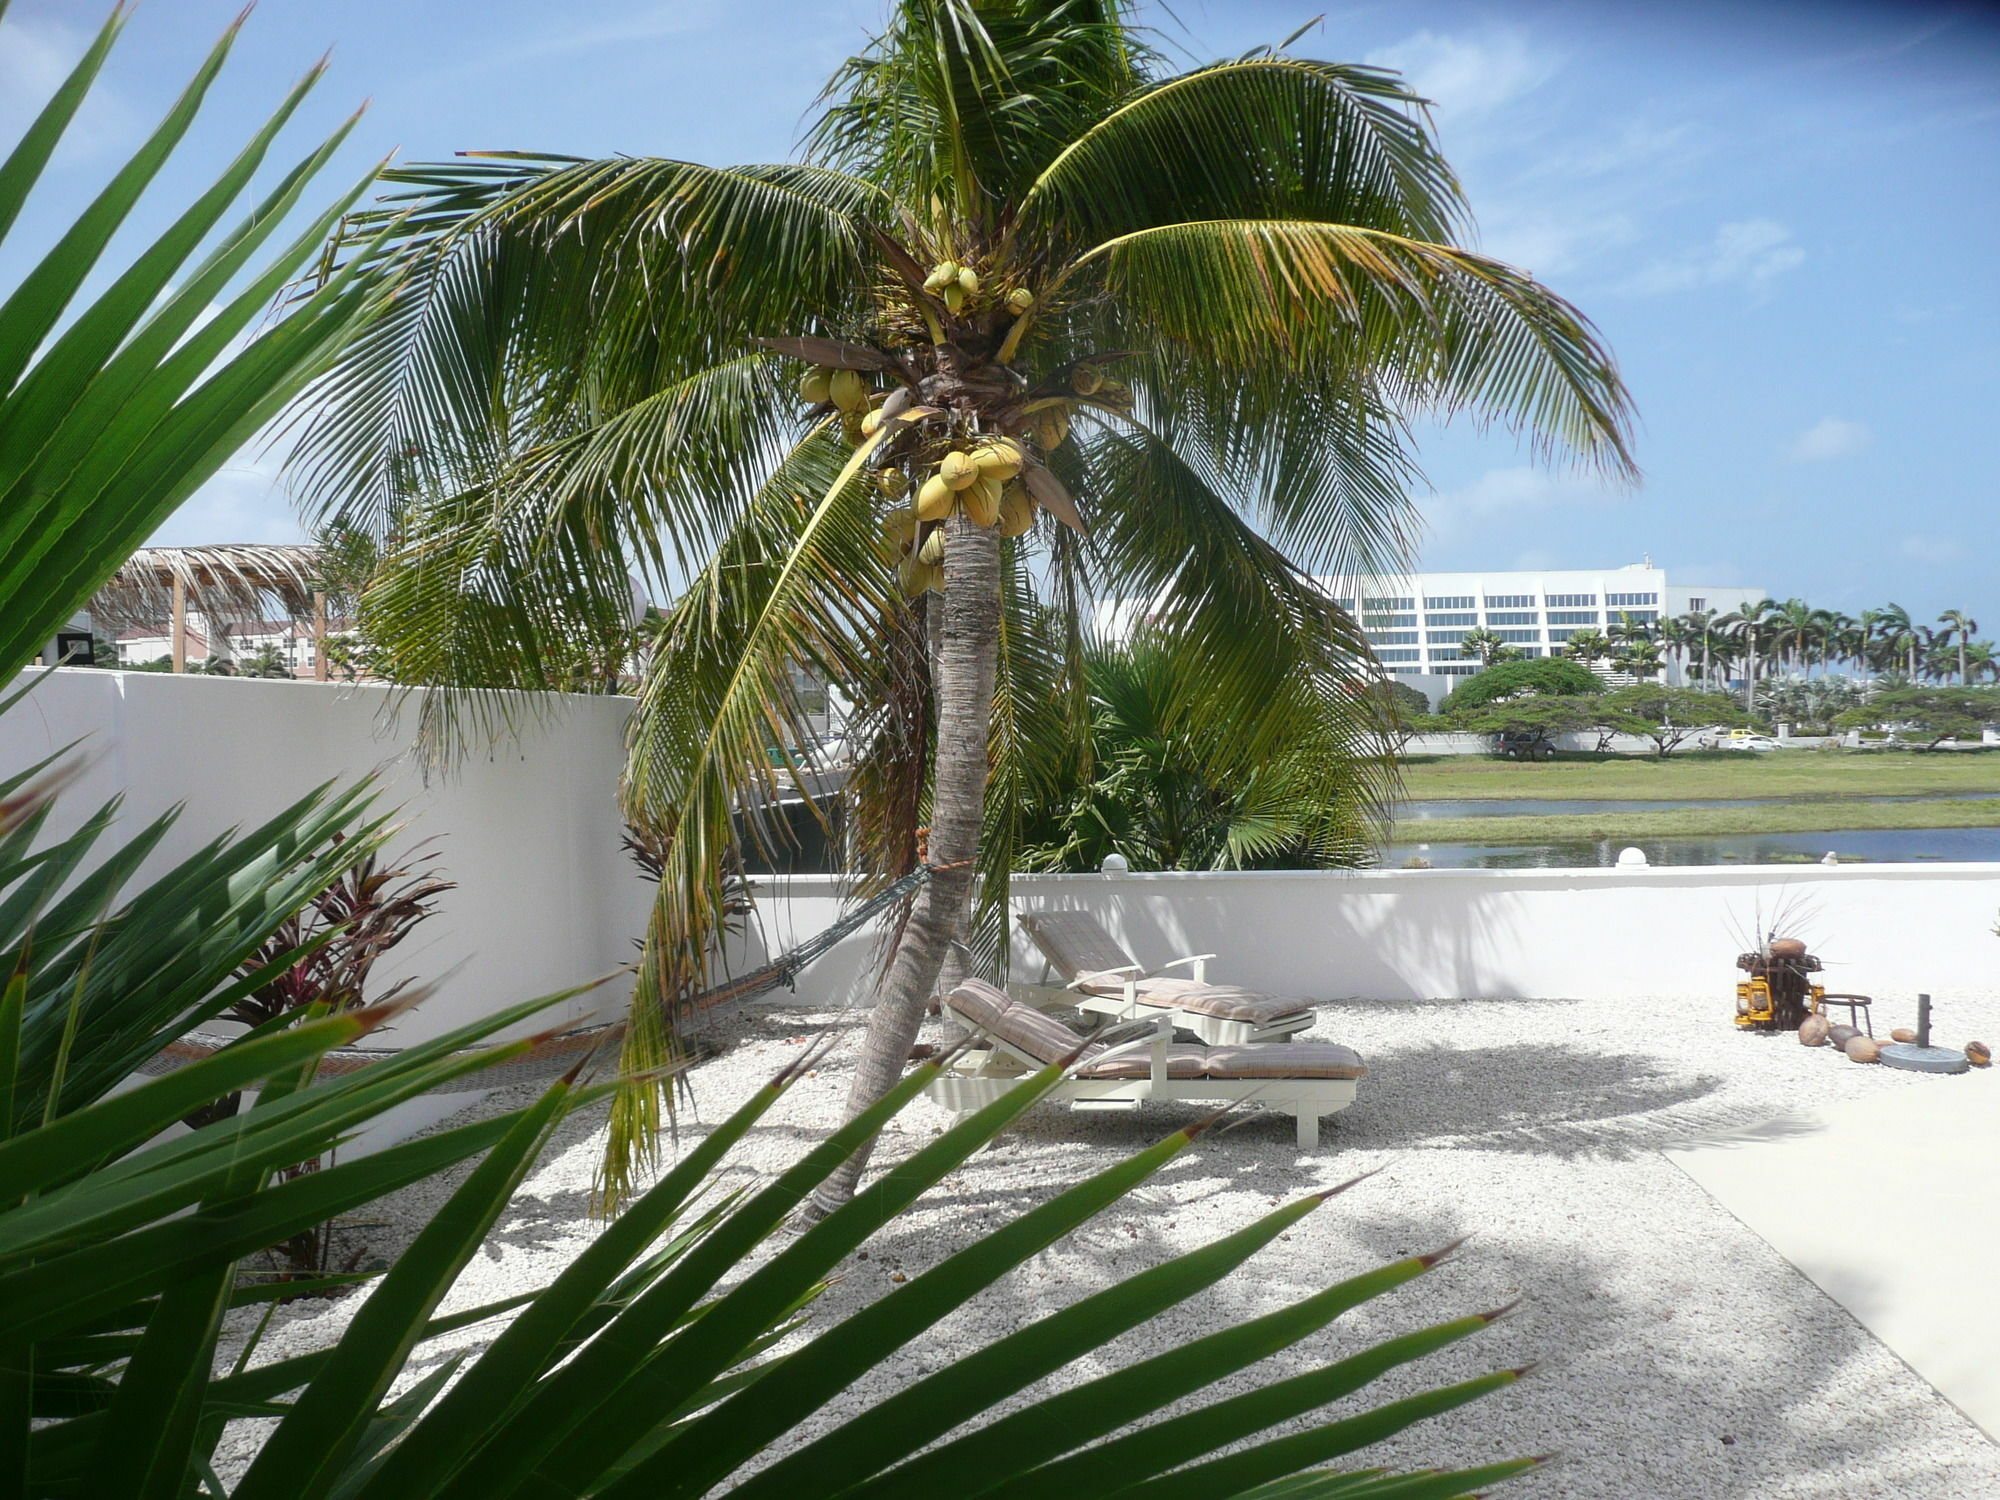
(1495, 730, 1557, 760)
(1697, 728, 1778, 751)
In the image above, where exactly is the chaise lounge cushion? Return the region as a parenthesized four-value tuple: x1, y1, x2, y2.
(1203, 1043, 1366, 1080)
(1072, 973, 1310, 1027)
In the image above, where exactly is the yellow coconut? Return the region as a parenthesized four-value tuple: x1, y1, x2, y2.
(882, 510, 919, 547)
(924, 261, 959, 293)
(828, 369, 870, 412)
(938, 450, 980, 490)
(919, 528, 946, 566)
(1032, 407, 1070, 451)
(1007, 286, 1034, 313)
(916, 474, 956, 521)
(963, 475, 1003, 527)
(897, 557, 926, 596)
(798, 368, 833, 404)
(1071, 363, 1103, 396)
(877, 468, 909, 498)
(998, 483, 1035, 537)
(942, 283, 965, 314)
(957, 265, 980, 295)
(860, 407, 886, 438)
(970, 437, 1024, 480)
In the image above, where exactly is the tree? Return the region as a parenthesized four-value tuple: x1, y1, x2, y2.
(1016, 636, 1392, 872)
(1873, 602, 1925, 681)
(1560, 626, 1612, 668)
(1761, 675, 1862, 734)
(1937, 609, 1980, 684)
(1454, 692, 1638, 754)
(1716, 598, 1780, 709)
(1836, 686, 2000, 750)
(1456, 624, 1517, 667)
(291, 2, 1634, 1205)
(1600, 684, 1747, 757)
(239, 642, 296, 678)
(1437, 655, 1602, 717)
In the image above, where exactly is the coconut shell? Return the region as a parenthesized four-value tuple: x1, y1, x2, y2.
(916, 474, 955, 522)
(997, 484, 1034, 538)
(939, 450, 980, 490)
(971, 438, 1024, 481)
(828, 369, 870, 413)
(1797, 1015, 1829, 1047)
(877, 468, 909, 498)
(1827, 1024, 1860, 1050)
(1844, 1036, 1881, 1064)
(962, 475, 1003, 528)
(1890, 1027, 1918, 1044)
(1966, 1041, 1992, 1067)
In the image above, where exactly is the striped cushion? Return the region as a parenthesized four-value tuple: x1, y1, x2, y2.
(946, 978, 1092, 1066)
(1019, 910, 1137, 978)
(1204, 1043, 1367, 1081)
(1074, 973, 1310, 1026)
(1078, 1045, 1208, 1080)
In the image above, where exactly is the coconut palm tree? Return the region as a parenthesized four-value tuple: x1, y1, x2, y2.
(1874, 603, 1928, 680)
(1716, 598, 1779, 708)
(1456, 625, 1519, 668)
(1961, 639, 1998, 683)
(290, 1, 1633, 1204)
(1936, 609, 1979, 684)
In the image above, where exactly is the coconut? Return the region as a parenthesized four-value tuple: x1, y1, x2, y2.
(1827, 1024, 1860, 1050)
(1845, 1036, 1881, 1064)
(896, 557, 926, 596)
(1007, 286, 1034, 313)
(1071, 363, 1104, 396)
(971, 438, 1024, 481)
(860, 408, 886, 439)
(916, 474, 956, 522)
(881, 510, 918, 547)
(828, 369, 870, 412)
(997, 483, 1035, 538)
(1890, 1027, 1918, 1044)
(957, 265, 980, 295)
(942, 284, 965, 314)
(924, 261, 959, 293)
(962, 475, 1003, 528)
(798, 368, 833, 404)
(878, 468, 909, 498)
(938, 451, 980, 490)
(1797, 1014, 1829, 1047)
(918, 528, 945, 566)
(1966, 1041, 1992, 1067)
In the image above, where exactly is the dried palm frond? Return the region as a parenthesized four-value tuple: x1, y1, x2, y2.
(89, 543, 325, 634)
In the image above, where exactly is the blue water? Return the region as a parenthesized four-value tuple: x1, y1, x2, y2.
(1388, 826, 2000, 869)
(1392, 792, 2000, 821)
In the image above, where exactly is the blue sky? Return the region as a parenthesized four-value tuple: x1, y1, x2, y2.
(5, 0, 1997, 626)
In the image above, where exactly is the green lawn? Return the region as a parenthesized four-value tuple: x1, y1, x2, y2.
(1398, 796, 2000, 847)
(1396, 748, 2000, 802)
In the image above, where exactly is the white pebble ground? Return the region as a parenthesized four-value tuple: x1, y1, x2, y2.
(215, 987, 1999, 1495)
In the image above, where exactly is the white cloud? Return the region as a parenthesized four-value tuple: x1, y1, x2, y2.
(1900, 534, 1963, 565)
(1786, 417, 1871, 463)
(1364, 30, 1559, 122)
(1624, 219, 1806, 295)
(1423, 466, 1620, 540)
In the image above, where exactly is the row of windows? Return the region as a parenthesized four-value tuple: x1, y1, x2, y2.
(1484, 594, 1535, 608)
(1363, 613, 1417, 629)
(1605, 592, 1657, 607)
(1364, 596, 1415, 611)
(1612, 608, 1660, 623)
(1493, 629, 1541, 642)
(1434, 664, 1478, 676)
(1486, 611, 1538, 626)
(1426, 629, 1468, 644)
(1547, 611, 1599, 625)
(1425, 612, 1477, 627)
(1548, 627, 1583, 643)
(1546, 593, 1596, 607)
(1423, 595, 1474, 610)
(1367, 631, 1419, 646)
(1376, 648, 1422, 663)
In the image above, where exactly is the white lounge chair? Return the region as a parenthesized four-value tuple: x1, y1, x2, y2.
(929, 978, 1364, 1148)
(1015, 909, 1316, 1045)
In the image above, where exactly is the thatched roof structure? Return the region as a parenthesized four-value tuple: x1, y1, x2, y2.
(90, 544, 323, 635)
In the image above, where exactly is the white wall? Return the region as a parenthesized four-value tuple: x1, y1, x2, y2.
(3, 668, 652, 1044)
(736, 865, 2000, 1011)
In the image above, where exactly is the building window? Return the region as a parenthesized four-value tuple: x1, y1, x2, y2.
(1483, 594, 1534, 609)
(1363, 596, 1416, 611)
(1515, 647, 1544, 658)
(1425, 612, 1477, 627)
(1363, 613, 1416, 629)
(1547, 611, 1599, 626)
(1605, 592, 1657, 607)
(1547, 628, 1580, 643)
(1492, 629, 1541, 643)
(1426, 630, 1468, 644)
(1485, 611, 1538, 626)
(1367, 631, 1418, 646)
(1610, 609, 1659, 623)
(1388, 666, 1424, 677)
(1423, 595, 1474, 610)
(1331, 598, 1355, 612)
(1435, 664, 1477, 676)
(1546, 593, 1596, 607)
(1374, 648, 1421, 663)
(1687, 596, 1706, 612)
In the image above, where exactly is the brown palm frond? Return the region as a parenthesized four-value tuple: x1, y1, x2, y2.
(89, 544, 326, 634)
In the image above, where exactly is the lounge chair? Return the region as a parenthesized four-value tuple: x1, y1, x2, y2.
(929, 978, 1364, 1148)
(1015, 909, 1316, 1045)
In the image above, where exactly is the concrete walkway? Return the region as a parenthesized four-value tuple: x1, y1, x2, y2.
(1666, 1076, 1999, 1442)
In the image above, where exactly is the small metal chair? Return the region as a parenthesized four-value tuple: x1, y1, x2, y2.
(1816, 992, 1874, 1037)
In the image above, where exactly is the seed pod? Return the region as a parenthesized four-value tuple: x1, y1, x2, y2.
(997, 482, 1034, 537)
(957, 265, 980, 295)
(1966, 1040, 1992, 1067)
(938, 450, 980, 490)
(916, 474, 956, 521)
(878, 468, 909, 498)
(919, 527, 946, 565)
(1007, 286, 1034, 313)
(1798, 1014, 1828, 1047)
(942, 283, 965, 314)
(971, 437, 1024, 480)
(798, 368, 833, 404)
(924, 260, 960, 292)
(1071, 363, 1103, 396)
(829, 369, 870, 412)
(963, 474, 1003, 528)
(1845, 1036, 1881, 1064)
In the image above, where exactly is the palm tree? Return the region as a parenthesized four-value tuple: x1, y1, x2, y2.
(1717, 598, 1779, 709)
(1937, 609, 1979, 684)
(1457, 625, 1515, 667)
(291, 1, 1633, 1204)
(1872, 602, 1923, 680)
(1961, 639, 1998, 683)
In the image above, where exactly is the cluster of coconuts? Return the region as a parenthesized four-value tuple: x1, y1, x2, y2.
(886, 438, 1035, 595)
(1798, 1013, 1992, 1067)
(921, 257, 1035, 318)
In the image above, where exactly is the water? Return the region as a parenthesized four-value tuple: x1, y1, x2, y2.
(1392, 792, 2000, 821)
(1388, 826, 2000, 869)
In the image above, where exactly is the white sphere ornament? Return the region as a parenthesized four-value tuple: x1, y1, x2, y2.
(1100, 853, 1130, 876)
(1615, 846, 1648, 867)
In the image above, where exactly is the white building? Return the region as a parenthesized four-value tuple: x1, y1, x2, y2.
(1315, 561, 1764, 704)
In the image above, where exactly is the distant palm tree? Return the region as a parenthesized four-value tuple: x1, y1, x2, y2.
(1873, 603, 1925, 679)
(1717, 598, 1780, 708)
(1937, 609, 1979, 684)
(1459, 625, 1515, 667)
(1768, 598, 1820, 674)
(1961, 639, 1998, 683)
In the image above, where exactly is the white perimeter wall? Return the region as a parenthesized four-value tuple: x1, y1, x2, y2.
(3, 668, 653, 1045)
(7, 670, 1997, 1049)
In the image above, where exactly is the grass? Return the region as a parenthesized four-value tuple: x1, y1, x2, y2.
(1397, 796, 2000, 847)
(1397, 748, 2000, 803)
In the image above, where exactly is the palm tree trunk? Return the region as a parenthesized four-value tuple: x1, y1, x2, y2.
(811, 510, 1000, 1216)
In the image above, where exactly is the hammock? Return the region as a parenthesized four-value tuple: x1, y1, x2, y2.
(139, 869, 928, 1094)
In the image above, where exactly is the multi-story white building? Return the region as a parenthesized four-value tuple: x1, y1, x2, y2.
(1315, 561, 1765, 704)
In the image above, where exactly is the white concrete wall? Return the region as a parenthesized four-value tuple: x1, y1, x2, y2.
(737, 865, 2000, 1011)
(3, 668, 652, 1044)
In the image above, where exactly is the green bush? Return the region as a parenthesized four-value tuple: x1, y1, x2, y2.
(1438, 657, 1601, 717)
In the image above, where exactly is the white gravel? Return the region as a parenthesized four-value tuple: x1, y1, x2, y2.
(214, 987, 2000, 1496)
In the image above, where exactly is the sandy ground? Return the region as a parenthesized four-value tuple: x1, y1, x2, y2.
(215, 987, 2000, 1497)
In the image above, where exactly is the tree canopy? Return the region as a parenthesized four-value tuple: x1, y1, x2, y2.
(1599, 684, 1747, 756)
(1438, 656, 1602, 716)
